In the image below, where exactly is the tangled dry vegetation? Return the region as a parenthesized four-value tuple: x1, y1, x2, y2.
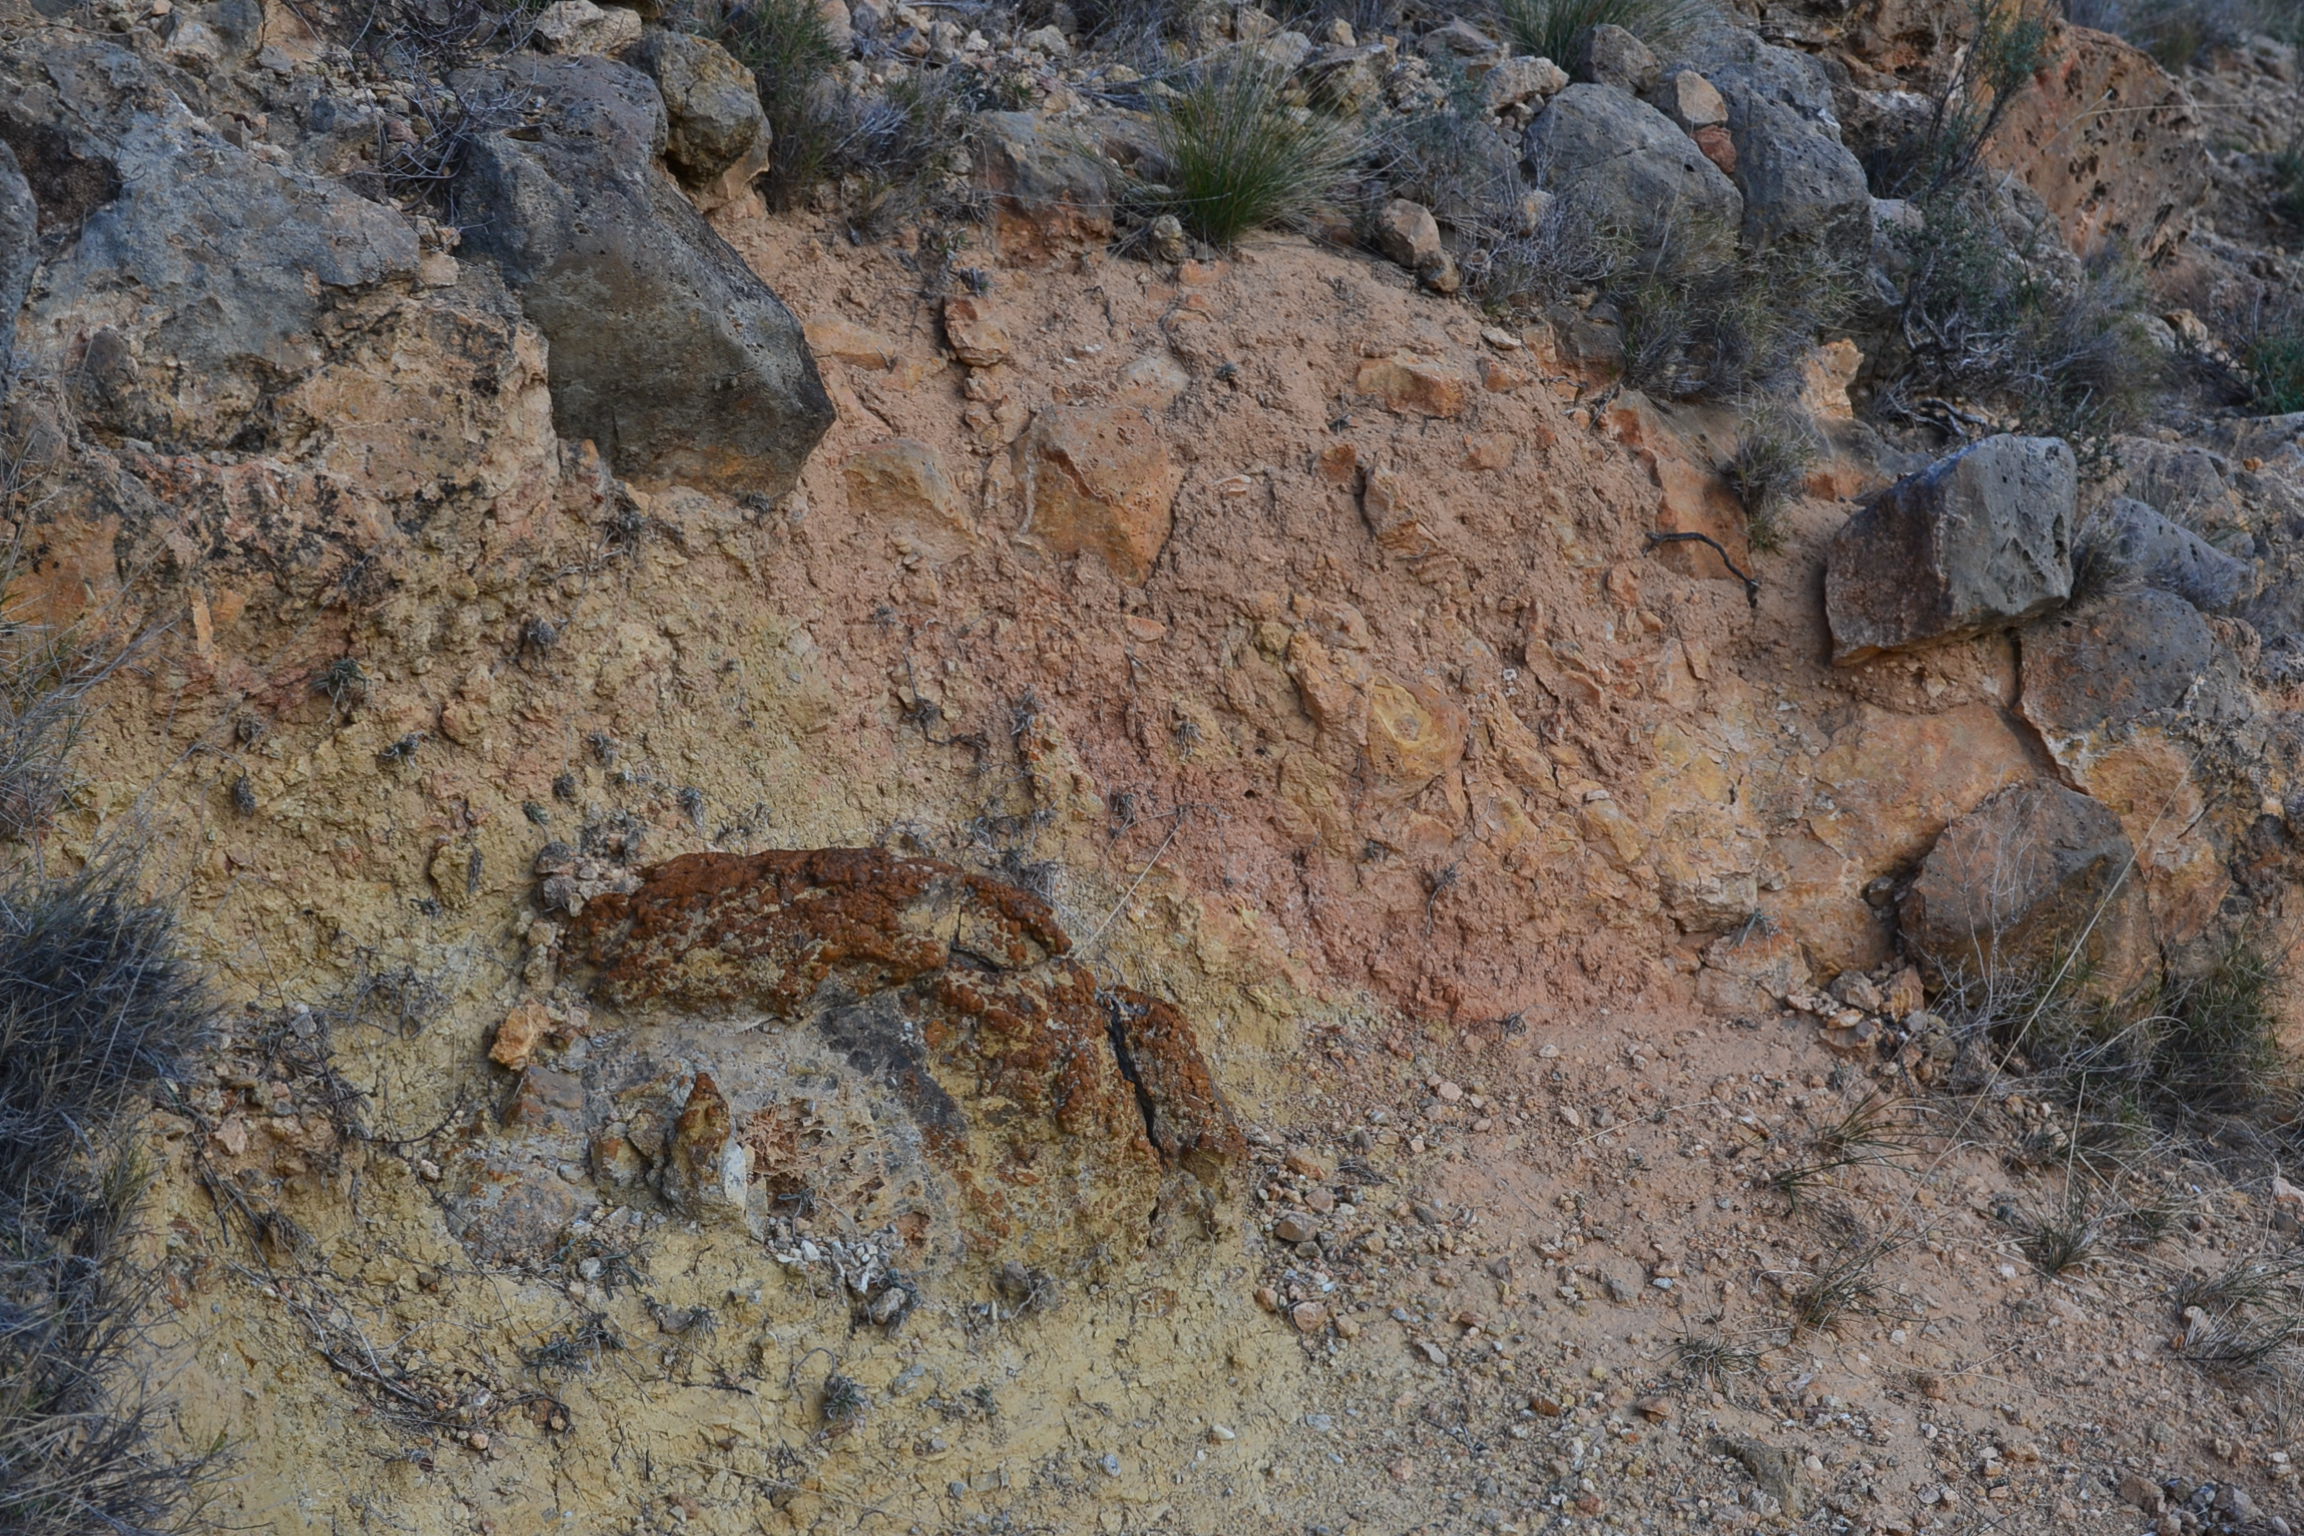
(0, 863, 219, 1536)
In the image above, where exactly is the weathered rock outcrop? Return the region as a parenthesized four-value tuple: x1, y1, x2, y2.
(1901, 779, 2155, 999)
(1980, 20, 2210, 260)
(1523, 83, 1743, 268)
(7, 38, 423, 450)
(445, 850, 1246, 1272)
(0, 143, 36, 398)
(623, 30, 772, 189)
(1016, 405, 1183, 583)
(1700, 34, 1873, 264)
(973, 110, 1117, 262)
(2082, 497, 2253, 613)
(2019, 588, 2218, 737)
(1826, 435, 2077, 664)
(452, 53, 833, 499)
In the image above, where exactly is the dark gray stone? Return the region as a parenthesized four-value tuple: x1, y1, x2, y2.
(2082, 497, 2253, 612)
(1523, 83, 1742, 269)
(6, 39, 421, 447)
(1825, 435, 2077, 664)
(452, 54, 833, 499)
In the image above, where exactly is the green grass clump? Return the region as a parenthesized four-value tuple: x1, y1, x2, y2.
(1491, 0, 1706, 66)
(2151, 936, 2284, 1115)
(1144, 64, 1359, 249)
(1726, 397, 1822, 549)
(716, 0, 847, 208)
(2237, 301, 2304, 416)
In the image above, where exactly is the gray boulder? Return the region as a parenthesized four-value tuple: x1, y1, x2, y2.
(1700, 35, 1870, 261)
(1825, 434, 2077, 665)
(1901, 779, 2154, 1000)
(6, 39, 422, 448)
(1523, 83, 1742, 269)
(2018, 587, 2217, 737)
(623, 29, 768, 187)
(1569, 23, 1658, 94)
(452, 54, 833, 500)
(2080, 497, 2252, 612)
(0, 144, 34, 401)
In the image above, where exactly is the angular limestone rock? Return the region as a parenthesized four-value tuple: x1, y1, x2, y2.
(1699, 33, 1872, 264)
(1523, 83, 1742, 272)
(623, 30, 770, 187)
(2081, 497, 2252, 613)
(843, 438, 972, 561)
(2018, 587, 2216, 737)
(452, 54, 833, 500)
(972, 110, 1115, 263)
(1900, 780, 2154, 1000)
(1017, 405, 1182, 584)
(1825, 435, 2076, 664)
(659, 1071, 752, 1221)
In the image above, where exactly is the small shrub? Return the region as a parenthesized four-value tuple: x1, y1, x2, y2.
(1726, 397, 1822, 550)
(820, 1371, 867, 1430)
(2019, 1202, 2103, 1276)
(1368, 66, 1523, 235)
(1491, 0, 1707, 66)
(2234, 297, 2304, 416)
(2174, 1257, 2304, 1317)
(2150, 935, 2284, 1117)
(1786, 1240, 1892, 1334)
(2068, 512, 2148, 603)
(342, 0, 533, 213)
(1767, 1093, 1912, 1204)
(0, 549, 140, 841)
(1868, 0, 2052, 199)
(717, 0, 987, 224)
(1, 1209, 223, 1536)
(1, 865, 218, 1536)
(717, 0, 847, 208)
(0, 870, 211, 1197)
(1672, 1332, 1759, 1382)
(1879, 188, 2165, 456)
(1607, 229, 1858, 401)
(1141, 63, 1359, 248)
(2175, 1309, 2303, 1379)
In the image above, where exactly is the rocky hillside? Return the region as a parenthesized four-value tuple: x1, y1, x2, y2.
(6, 0, 2304, 1530)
